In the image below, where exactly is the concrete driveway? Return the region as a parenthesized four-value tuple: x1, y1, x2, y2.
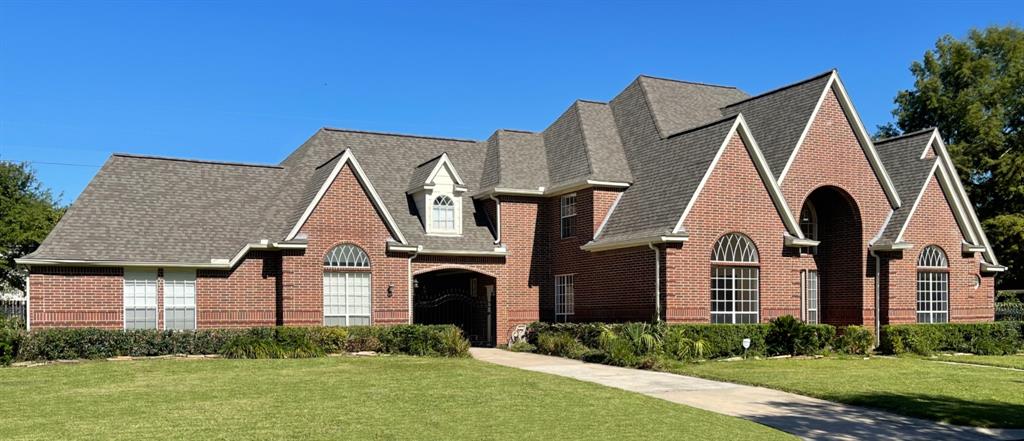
(471, 348, 1024, 441)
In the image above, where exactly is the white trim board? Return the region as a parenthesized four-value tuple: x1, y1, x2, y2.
(424, 152, 466, 187)
(672, 116, 804, 239)
(285, 149, 408, 244)
(776, 71, 902, 209)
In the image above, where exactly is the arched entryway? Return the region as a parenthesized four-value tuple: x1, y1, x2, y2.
(413, 268, 496, 347)
(801, 186, 864, 326)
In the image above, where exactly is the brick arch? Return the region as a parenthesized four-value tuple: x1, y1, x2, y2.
(804, 185, 865, 326)
(413, 264, 498, 279)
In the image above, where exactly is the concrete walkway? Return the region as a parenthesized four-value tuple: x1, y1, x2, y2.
(471, 348, 1024, 441)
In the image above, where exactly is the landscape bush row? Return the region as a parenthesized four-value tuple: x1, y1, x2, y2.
(523, 316, 874, 369)
(880, 322, 1024, 355)
(0, 320, 470, 365)
(995, 302, 1024, 322)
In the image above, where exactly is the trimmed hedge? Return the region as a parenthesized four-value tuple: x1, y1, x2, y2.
(996, 303, 1024, 321)
(11, 324, 470, 362)
(880, 322, 1023, 355)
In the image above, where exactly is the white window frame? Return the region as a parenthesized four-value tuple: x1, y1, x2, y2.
(429, 194, 460, 235)
(916, 245, 949, 324)
(710, 233, 760, 324)
(163, 269, 197, 331)
(555, 274, 575, 319)
(801, 270, 819, 324)
(123, 268, 158, 330)
(560, 193, 577, 239)
(324, 244, 372, 326)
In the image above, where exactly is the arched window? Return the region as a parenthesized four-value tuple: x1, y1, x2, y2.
(711, 233, 759, 324)
(799, 202, 818, 254)
(917, 245, 949, 323)
(432, 195, 456, 232)
(324, 244, 371, 326)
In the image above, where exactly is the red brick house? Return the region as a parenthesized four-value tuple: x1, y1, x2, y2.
(17, 70, 1004, 345)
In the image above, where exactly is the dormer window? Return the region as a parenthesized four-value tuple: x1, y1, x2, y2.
(408, 152, 466, 236)
(432, 195, 457, 232)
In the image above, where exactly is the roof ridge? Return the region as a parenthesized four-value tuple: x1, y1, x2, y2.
(111, 153, 283, 169)
(415, 152, 447, 168)
(321, 127, 478, 143)
(638, 74, 739, 90)
(496, 128, 537, 134)
(874, 127, 937, 144)
(664, 114, 740, 139)
(576, 99, 608, 105)
(723, 69, 835, 108)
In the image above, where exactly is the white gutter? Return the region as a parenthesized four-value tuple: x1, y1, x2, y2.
(869, 241, 913, 252)
(488, 195, 502, 244)
(472, 179, 631, 199)
(783, 234, 821, 248)
(15, 240, 309, 269)
(386, 242, 508, 257)
(580, 235, 688, 253)
(648, 242, 661, 322)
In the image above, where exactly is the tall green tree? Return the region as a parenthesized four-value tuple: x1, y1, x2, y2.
(879, 25, 1024, 289)
(0, 162, 64, 291)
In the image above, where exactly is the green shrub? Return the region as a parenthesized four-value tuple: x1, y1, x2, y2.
(15, 324, 469, 362)
(619, 322, 662, 356)
(880, 322, 1022, 356)
(666, 324, 768, 358)
(508, 340, 536, 353)
(662, 327, 710, 361)
(765, 316, 836, 356)
(834, 326, 873, 355)
(536, 332, 586, 358)
(0, 315, 25, 366)
(996, 303, 1024, 321)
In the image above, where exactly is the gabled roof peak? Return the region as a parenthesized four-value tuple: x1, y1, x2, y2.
(111, 153, 283, 169)
(724, 69, 836, 108)
(637, 74, 740, 90)
(321, 127, 478, 143)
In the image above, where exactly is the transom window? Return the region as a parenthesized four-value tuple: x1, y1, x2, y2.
(560, 194, 577, 239)
(124, 268, 158, 330)
(163, 269, 196, 330)
(799, 202, 818, 254)
(917, 245, 949, 323)
(555, 274, 575, 320)
(324, 244, 371, 326)
(711, 233, 759, 324)
(324, 244, 370, 268)
(432, 195, 457, 233)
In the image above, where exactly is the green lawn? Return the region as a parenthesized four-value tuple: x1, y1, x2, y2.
(931, 353, 1024, 370)
(662, 356, 1024, 428)
(1, 357, 791, 440)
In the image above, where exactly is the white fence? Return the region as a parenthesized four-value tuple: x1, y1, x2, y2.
(1, 290, 27, 327)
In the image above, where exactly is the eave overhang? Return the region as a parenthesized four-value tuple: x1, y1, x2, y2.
(580, 234, 689, 253)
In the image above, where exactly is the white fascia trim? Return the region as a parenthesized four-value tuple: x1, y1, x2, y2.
(930, 131, 1000, 265)
(784, 234, 820, 248)
(386, 242, 506, 257)
(285, 149, 408, 244)
(870, 241, 914, 252)
(472, 180, 631, 199)
(425, 153, 467, 187)
(592, 191, 624, 240)
(673, 116, 804, 238)
(981, 262, 1007, 273)
(15, 240, 308, 269)
(581, 235, 688, 253)
(777, 72, 902, 209)
(962, 242, 987, 253)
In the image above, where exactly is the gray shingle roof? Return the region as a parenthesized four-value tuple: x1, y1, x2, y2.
(721, 71, 832, 177)
(28, 70, 964, 264)
(29, 154, 288, 263)
(874, 129, 938, 242)
(595, 116, 738, 243)
(638, 75, 750, 137)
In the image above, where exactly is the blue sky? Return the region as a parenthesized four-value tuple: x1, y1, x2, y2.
(1, 1, 1021, 204)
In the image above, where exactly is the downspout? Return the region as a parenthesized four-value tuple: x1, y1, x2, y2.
(870, 249, 881, 347)
(648, 243, 661, 322)
(407, 246, 421, 324)
(25, 272, 30, 332)
(488, 195, 501, 244)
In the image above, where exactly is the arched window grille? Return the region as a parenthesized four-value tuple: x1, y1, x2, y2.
(799, 202, 818, 254)
(916, 245, 949, 323)
(711, 233, 760, 324)
(323, 244, 371, 326)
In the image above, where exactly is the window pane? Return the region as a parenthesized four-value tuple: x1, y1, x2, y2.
(710, 265, 758, 324)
